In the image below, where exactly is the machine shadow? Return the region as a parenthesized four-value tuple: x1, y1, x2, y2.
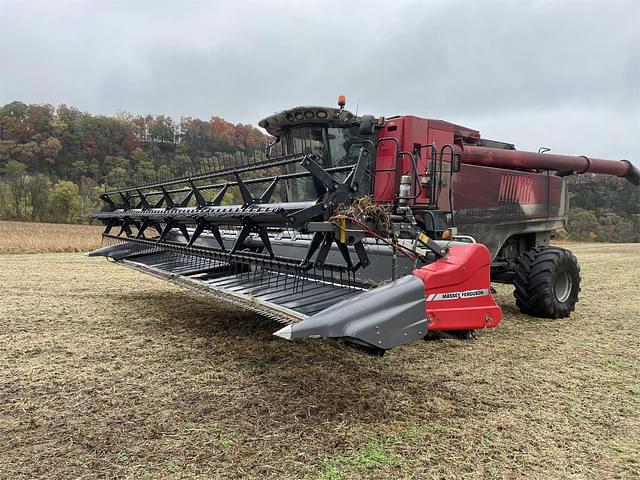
(117, 289, 437, 424)
(119, 290, 285, 338)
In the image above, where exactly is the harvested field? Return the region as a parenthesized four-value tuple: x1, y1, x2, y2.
(0, 243, 638, 479)
(0, 221, 103, 254)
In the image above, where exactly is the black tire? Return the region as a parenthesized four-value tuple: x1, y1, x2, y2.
(513, 246, 581, 319)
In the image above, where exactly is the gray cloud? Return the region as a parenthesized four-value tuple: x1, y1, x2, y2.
(1, 0, 638, 160)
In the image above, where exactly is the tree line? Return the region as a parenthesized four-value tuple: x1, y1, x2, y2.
(0, 101, 267, 223)
(564, 174, 639, 242)
(0, 101, 637, 242)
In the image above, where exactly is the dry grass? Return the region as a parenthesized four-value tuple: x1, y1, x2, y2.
(0, 244, 638, 479)
(0, 221, 103, 254)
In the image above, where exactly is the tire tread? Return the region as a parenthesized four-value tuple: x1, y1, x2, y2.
(513, 246, 581, 318)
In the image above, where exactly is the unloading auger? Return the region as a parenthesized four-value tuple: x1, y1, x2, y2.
(88, 97, 638, 355)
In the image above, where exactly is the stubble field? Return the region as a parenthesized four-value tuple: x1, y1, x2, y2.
(0, 221, 103, 254)
(0, 223, 638, 479)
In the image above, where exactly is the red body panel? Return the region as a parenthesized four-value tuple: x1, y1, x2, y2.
(452, 164, 561, 219)
(374, 116, 459, 204)
(373, 116, 566, 211)
(413, 244, 502, 331)
(371, 115, 572, 258)
(373, 115, 633, 210)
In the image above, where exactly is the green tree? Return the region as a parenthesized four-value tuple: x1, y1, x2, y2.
(26, 174, 52, 221)
(0, 140, 16, 165)
(3, 160, 28, 219)
(156, 164, 174, 182)
(567, 208, 599, 241)
(104, 155, 130, 171)
(148, 115, 175, 143)
(69, 160, 88, 181)
(0, 181, 12, 218)
(105, 167, 129, 189)
(91, 184, 108, 215)
(133, 159, 156, 184)
(0, 101, 29, 121)
(597, 212, 635, 243)
(174, 153, 193, 176)
(50, 180, 80, 223)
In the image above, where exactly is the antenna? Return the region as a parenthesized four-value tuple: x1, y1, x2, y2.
(355, 98, 360, 116)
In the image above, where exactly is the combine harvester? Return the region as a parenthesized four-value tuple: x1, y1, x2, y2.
(88, 97, 639, 355)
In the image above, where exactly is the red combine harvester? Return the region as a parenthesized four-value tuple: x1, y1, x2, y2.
(88, 97, 639, 355)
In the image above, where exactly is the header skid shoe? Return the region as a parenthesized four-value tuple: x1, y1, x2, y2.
(274, 275, 428, 353)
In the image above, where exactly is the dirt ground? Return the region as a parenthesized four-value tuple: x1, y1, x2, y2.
(0, 243, 638, 479)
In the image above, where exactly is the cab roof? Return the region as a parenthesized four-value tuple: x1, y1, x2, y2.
(258, 106, 357, 136)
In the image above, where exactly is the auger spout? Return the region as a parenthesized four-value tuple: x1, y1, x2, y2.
(457, 145, 639, 185)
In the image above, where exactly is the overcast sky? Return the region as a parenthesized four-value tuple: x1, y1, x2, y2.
(1, 0, 638, 161)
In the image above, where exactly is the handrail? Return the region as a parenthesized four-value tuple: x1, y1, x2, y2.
(414, 143, 439, 206)
(440, 144, 456, 226)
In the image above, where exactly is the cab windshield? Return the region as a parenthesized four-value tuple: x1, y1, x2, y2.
(275, 125, 372, 201)
(278, 126, 363, 167)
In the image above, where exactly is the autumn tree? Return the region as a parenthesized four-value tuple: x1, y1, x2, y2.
(13, 141, 40, 168)
(129, 147, 149, 166)
(41, 137, 62, 164)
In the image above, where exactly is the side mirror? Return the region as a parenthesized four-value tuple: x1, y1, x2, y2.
(452, 155, 461, 173)
(359, 115, 376, 135)
(265, 136, 280, 158)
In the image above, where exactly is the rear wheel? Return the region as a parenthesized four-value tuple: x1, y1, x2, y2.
(513, 246, 581, 318)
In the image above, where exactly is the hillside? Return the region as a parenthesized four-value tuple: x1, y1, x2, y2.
(565, 174, 639, 242)
(0, 101, 267, 223)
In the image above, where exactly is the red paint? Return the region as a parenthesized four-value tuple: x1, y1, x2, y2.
(413, 244, 503, 331)
(498, 175, 534, 204)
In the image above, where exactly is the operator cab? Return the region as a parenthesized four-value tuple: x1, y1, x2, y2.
(258, 105, 376, 201)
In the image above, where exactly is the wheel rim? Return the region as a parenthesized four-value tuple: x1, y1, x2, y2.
(554, 270, 572, 303)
